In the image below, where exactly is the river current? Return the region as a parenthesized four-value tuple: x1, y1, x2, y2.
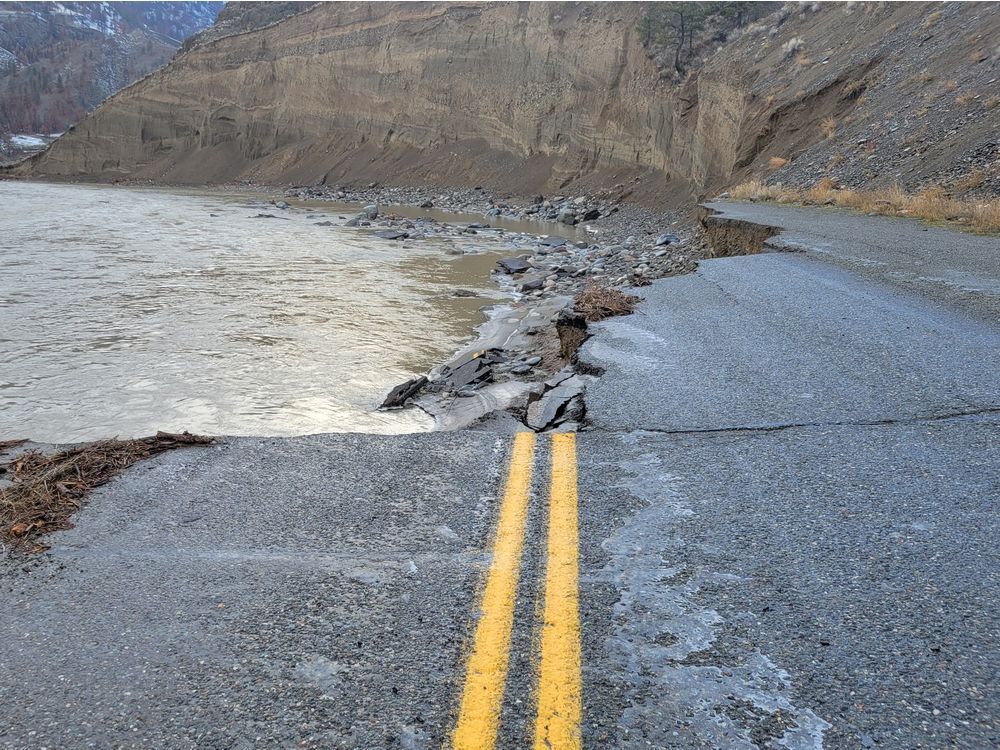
(0, 182, 505, 442)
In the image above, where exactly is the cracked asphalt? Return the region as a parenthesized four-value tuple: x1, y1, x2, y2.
(1, 205, 997, 749)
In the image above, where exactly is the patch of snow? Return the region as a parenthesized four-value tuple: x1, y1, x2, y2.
(10, 135, 48, 149)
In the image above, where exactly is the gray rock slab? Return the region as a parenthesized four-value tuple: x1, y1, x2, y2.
(415, 381, 542, 431)
(525, 376, 584, 430)
(497, 257, 530, 274)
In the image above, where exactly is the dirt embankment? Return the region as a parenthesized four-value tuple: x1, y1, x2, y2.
(11, 2, 998, 209)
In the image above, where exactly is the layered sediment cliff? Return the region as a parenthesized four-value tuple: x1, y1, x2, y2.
(17, 2, 999, 203)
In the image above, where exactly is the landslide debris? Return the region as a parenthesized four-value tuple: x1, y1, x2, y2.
(1, 431, 212, 552)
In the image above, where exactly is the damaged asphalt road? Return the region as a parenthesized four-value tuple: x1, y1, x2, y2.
(1, 206, 998, 749)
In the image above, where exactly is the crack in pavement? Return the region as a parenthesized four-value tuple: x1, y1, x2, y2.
(588, 405, 1000, 438)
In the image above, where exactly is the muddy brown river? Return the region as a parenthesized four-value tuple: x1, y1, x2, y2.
(0, 182, 507, 442)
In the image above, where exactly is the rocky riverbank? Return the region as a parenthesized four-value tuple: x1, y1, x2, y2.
(263, 183, 717, 433)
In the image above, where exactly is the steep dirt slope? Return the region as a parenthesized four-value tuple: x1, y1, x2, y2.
(15, 2, 999, 204)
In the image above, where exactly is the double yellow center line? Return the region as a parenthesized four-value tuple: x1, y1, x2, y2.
(453, 432, 582, 750)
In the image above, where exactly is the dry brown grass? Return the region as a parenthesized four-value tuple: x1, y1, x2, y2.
(970, 201, 1000, 233)
(574, 283, 641, 322)
(954, 169, 986, 192)
(969, 49, 988, 63)
(768, 156, 790, 170)
(726, 179, 1000, 233)
(1, 432, 213, 551)
(820, 116, 837, 139)
(921, 10, 942, 29)
(986, 96, 1000, 110)
(918, 71, 934, 84)
(844, 79, 866, 98)
(944, 79, 958, 92)
(805, 177, 838, 203)
(956, 92, 977, 106)
(828, 153, 845, 168)
(730, 180, 773, 200)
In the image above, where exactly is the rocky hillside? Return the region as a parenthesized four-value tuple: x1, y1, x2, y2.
(14, 2, 1000, 206)
(0, 1, 220, 157)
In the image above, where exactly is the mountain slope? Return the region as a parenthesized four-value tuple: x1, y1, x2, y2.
(0, 1, 220, 151)
(14, 2, 999, 205)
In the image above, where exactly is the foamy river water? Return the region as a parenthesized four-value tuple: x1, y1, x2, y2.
(0, 182, 505, 442)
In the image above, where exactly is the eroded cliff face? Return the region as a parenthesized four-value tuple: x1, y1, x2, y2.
(21, 2, 726, 198)
(18, 2, 997, 203)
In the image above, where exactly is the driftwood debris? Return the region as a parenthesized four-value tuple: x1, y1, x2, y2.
(1, 431, 213, 551)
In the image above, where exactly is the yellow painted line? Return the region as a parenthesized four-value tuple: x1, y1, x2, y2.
(453, 431, 537, 750)
(534, 432, 582, 750)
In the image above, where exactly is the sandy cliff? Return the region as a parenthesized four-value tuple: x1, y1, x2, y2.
(16, 1, 999, 204)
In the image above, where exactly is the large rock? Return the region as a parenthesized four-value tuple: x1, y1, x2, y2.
(497, 257, 531, 274)
(379, 376, 427, 409)
(448, 357, 492, 389)
(557, 209, 579, 226)
(360, 204, 379, 219)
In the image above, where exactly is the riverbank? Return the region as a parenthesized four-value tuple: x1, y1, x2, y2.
(262, 183, 715, 433)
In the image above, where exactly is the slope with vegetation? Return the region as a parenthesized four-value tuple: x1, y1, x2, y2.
(0, 1, 221, 160)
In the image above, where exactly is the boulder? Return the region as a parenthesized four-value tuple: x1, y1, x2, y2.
(497, 257, 531, 274)
(360, 204, 379, 219)
(557, 209, 579, 226)
(518, 277, 545, 292)
(655, 232, 679, 247)
(580, 208, 600, 221)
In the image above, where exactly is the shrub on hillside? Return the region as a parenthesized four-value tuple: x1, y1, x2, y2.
(780, 37, 805, 59)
